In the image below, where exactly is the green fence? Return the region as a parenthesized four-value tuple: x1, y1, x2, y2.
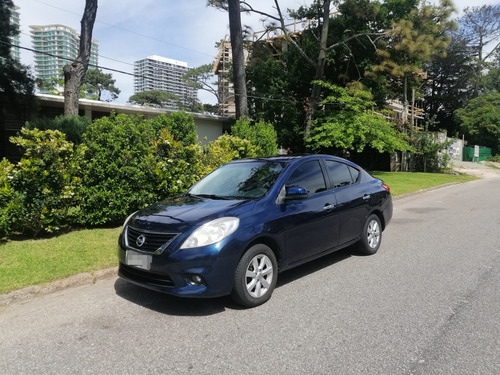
(463, 146, 492, 162)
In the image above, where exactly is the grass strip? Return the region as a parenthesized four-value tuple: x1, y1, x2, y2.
(371, 171, 477, 197)
(0, 227, 121, 294)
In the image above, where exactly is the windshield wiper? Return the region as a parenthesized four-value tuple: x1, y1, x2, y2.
(188, 193, 232, 200)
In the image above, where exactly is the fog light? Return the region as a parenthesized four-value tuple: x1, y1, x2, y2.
(188, 275, 204, 286)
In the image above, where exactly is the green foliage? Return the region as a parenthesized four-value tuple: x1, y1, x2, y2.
(307, 81, 412, 153)
(410, 127, 451, 172)
(149, 112, 198, 146)
(201, 134, 259, 174)
(128, 90, 178, 108)
(246, 57, 305, 151)
(81, 68, 121, 101)
(74, 113, 203, 226)
(231, 117, 278, 156)
(148, 129, 202, 197)
(75, 114, 158, 225)
(25, 115, 91, 145)
(7, 129, 77, 236)
(455, 91, 500, 154)
(0, 158, 21, 238)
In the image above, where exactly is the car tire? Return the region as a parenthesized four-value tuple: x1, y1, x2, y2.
(231, 244, 278, 308)
(358, 214, 382, 255)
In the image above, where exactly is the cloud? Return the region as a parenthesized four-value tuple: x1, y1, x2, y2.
(12, 0, 494, 104)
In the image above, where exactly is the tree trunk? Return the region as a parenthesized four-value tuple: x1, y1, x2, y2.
(64, 0, 98, 116)
(228, 0, 249, 119)
(303, 0, 330, 140)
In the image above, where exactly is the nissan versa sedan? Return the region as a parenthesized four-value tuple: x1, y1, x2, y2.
(118, 154, 392, 307)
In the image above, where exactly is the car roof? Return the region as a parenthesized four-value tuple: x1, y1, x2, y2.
(229, 154, 358, 167)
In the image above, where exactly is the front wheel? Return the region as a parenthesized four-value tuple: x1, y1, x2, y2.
(231, 244, 278, 308)
(358, 214, 382, 255)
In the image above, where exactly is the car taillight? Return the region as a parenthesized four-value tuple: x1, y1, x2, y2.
(381, 183, 390, 192)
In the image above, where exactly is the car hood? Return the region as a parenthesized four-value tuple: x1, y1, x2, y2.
(128, 195, 255, 231)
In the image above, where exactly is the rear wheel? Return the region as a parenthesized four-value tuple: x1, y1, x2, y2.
(231, 244, 278, 308)
(358, 214, 382, 255)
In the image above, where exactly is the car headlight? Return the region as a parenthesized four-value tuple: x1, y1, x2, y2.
(180, 217, 240, 249)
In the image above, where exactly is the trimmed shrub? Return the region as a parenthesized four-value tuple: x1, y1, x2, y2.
(231, 117, 278, 156)
(148, 128, 202, 197)
(74, 113, 202, 226)
(25, 115, 91, 145)
(149, 112, 198, 146)
(201, 134, 259, 174)
(0, 158, 22, 238)
(7, 129, 77, 236)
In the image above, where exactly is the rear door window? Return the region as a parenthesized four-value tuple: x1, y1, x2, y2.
(325, 161, 359, 188)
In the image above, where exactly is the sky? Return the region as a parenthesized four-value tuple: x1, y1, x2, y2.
(12, 0, 499, 105)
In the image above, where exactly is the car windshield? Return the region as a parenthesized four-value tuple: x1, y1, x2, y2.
(188, 161, 285, 199)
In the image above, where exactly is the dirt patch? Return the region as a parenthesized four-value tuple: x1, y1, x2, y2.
(453, 161, 500, 178)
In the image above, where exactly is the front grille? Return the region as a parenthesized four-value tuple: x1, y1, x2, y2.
(125, 226, 178, 254)
(119, 263, 174, 287)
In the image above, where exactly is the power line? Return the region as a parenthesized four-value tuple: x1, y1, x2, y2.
(2, 40, 136, 77)
(33, 0, 215, 58)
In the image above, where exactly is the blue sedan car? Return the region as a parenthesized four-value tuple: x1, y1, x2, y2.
(118, 154, 392, 307)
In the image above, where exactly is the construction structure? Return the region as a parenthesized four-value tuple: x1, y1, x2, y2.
(30, 24, 99, 93)
(133, 55, 197, 111)
(212, 40, 237, 117)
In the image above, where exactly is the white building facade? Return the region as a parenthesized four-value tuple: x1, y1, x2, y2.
(133, 55, 196, 110)
(30, 24, 99, 93)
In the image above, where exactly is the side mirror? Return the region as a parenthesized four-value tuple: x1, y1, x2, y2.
(285, 186, 308, 199)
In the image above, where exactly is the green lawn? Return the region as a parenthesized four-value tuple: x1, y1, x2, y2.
(0, 172, 477, 295)
(371, 171, 476, 196)
(0, 227, 121, 294)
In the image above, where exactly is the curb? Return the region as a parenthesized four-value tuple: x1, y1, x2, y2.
(0, 266, 118, 309)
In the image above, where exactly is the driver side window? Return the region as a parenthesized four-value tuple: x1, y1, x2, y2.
(286, 161, 327, 194)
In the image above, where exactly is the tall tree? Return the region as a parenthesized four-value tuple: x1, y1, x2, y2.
(208, 0, 249, 119)
(228, 0, 249, 119)
(0, 0, 36, 110)
(458, 4, 500, 96)
(63, 0, 98, 115)
(182, 64, 219, 103)
(371, 0, 456, 124)
(81, 68, 120, 101)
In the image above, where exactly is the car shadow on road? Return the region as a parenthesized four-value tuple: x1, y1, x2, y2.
(114, 246, 356, 316)
(276, 247, 353, 288)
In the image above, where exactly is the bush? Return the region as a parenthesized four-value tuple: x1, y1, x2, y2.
(75, 114, 158, 225)
(25, 115, 91, 145)
(74, 113, 202, 226)
(231, 117, 278, 156)
(148, 128, 202, 198)
(488, 154, 500, 163)
(7, 129, 77, 236)
(201, 134, 259, 174)
(149, 112, 198, 146)
(0, 158, 22, 238)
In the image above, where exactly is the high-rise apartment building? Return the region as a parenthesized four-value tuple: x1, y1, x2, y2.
(9, 5, 21, 62)
(30, 24, 98, 93)
(133, 55, 196, 110)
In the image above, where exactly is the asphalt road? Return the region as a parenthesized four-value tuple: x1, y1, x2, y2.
(1, 176, 499, 375)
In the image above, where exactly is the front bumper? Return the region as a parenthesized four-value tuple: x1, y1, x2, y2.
(117, 240, 243, 298)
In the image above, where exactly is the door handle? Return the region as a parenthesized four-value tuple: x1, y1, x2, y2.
(323, 204, 335, 210)
(363, 194, 371, 200)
